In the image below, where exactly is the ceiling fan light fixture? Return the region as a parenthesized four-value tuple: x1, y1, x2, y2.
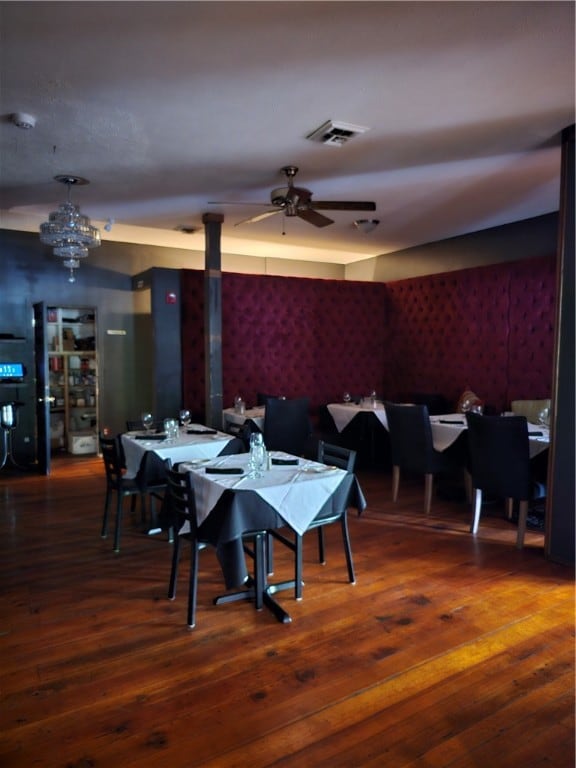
(39, 175, 100, 282)
(354, 218, 380, 233)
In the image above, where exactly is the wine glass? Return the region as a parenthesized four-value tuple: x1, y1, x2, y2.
(179, 409, 191, 428)
(141, 412, 153, 433)
(537, 406, 550, 427)
(343, 392, 351, 404)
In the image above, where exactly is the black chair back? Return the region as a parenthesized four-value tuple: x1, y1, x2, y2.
(165, 463, 198, 535)
(465, 412, 531, 500)
(257, 392, 280, 407)
(384, 402, 439, 473)
(99, 434, 124, 488)
(318, 441, 357, 472)
(263, 397, 312, 456)
(126, 419, 165, 433)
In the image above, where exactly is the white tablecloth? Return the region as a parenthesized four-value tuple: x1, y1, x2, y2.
(327, 402, 388, 432)
(181, 451, 347, 535)
(222, 406, 265, 432)
(121, 426, 235, 478)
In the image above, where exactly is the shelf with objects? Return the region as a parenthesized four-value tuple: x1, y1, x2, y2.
(46, 307, 98, 455)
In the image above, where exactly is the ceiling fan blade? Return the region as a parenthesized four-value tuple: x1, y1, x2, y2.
(234, 209, 282, 226)
(297, 208, 334, 228)
(311, 200, 376, 211)
(208, 201, 269, 206)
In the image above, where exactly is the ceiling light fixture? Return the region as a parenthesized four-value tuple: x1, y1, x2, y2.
(354, 218, 380, 233)
(39, 175, 101, 283)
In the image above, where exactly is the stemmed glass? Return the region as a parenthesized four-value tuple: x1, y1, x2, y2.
(179, 409, 191, 429)
(141, 412, 154, 433)
(343, 392, 351, 404)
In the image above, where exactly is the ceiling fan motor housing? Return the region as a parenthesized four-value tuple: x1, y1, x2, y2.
(271, 187, 289, 206)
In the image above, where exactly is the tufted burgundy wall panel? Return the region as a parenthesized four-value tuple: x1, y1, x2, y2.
(181, 271, 388, 415)
(384, 256, 556, 413)
(507, 257, 557, 402)
(181, 256, 555, 419)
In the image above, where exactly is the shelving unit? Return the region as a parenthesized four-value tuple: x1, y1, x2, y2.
(46, 307, 98, 454)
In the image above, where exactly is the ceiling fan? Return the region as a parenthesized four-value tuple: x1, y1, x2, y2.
(210, 166, 376, 228)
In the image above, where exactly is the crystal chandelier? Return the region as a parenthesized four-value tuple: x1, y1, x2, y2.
(39, 175, 101, 282)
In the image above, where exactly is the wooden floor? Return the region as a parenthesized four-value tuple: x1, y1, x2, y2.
(0, 456, 574, 768)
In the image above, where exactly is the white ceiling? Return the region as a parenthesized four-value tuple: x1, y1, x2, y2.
(1, 1, 574, 264)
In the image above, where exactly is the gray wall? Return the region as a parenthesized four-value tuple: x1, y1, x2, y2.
(347, 213, 559, 282)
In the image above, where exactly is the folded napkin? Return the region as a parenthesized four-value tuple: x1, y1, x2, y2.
(529, 431, 544, 437)
(205, 467, 243, 475)
(438, 419, 465, 424)
(271, 458, 299, 465)
(134, 433, 166, 441)
(187, 428, 218, 435)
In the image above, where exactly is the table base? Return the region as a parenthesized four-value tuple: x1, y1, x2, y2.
(213, 532, 296, 623)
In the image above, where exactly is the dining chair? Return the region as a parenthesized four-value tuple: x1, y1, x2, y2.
(263, 396, 313, 457)
(135, 450, 169, 533)
(256, 392, 280, 406)
(383, 401, 462, 515)
(165, 460, 267, 625)
(465, 412, 532, 548)
(269, 441, 358, 599)
(165, 462, 210, 628)
(99, 434, 145, 553)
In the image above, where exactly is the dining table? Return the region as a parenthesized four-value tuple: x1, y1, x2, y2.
(327, 404, 550, 458)
(121, 425, 244, 479)
(326, 401, 391, 468)
(222, 405, 265, 434)
(179, 450, 367, 623)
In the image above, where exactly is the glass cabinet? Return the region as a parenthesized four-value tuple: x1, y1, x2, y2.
(46, 307, 98, 454)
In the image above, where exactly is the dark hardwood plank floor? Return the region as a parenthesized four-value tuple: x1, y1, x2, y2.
(0, 456, 573, 768)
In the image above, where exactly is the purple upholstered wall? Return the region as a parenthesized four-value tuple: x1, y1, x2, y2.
(383, 256, 556, 413)
(181, 271, 388, 415)
(181, 255, 556, 419)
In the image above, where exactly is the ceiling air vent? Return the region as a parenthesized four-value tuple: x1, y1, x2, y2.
(306, 120, 370, 147)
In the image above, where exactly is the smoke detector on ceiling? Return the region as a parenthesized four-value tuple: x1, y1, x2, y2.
(306, 119, 370, 146)
(11, 112, 37, 129)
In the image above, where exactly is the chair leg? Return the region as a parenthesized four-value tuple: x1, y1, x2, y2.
(505, 498, 514, 520)
(317, 527, 326, 564)
(424, 473, 433, 515)
(340, 514, 356, 584)
(113, 494, 123, 553)
(516, 500, 528, 549)
(168, 532, 181, 599)
(470, 488, 482, 534)
(187, 540, 199, 629)
(101, 487, 111, 538)
(392, 465, 400, 502)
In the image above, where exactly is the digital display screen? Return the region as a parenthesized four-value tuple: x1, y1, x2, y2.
(0, 362, 25, 380)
